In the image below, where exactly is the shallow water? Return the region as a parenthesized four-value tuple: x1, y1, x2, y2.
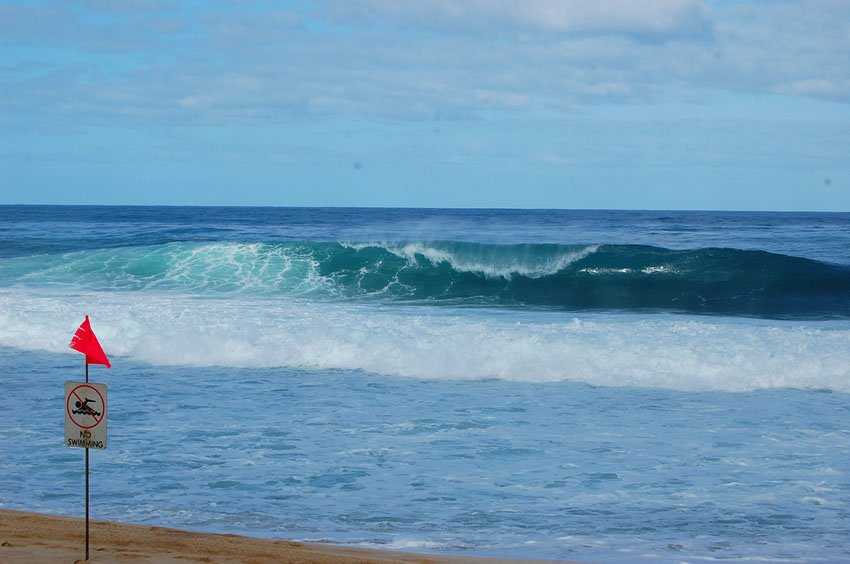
(3, 346, 849, 562)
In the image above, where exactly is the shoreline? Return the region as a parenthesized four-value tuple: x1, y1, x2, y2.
(0, 509, 572, 564)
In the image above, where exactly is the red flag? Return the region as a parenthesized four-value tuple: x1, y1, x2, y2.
(70, 315, 111, 368)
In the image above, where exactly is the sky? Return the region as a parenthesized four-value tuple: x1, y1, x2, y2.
(1, 0, 848, 210)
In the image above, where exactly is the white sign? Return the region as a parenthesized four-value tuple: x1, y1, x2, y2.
(64, 382, 107, 449)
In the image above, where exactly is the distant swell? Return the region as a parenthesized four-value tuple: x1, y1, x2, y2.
(2, 241, 849, 318)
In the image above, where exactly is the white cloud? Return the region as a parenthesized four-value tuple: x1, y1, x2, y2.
(1, 0, 849, 129)
(777, 78, 847, 97)
(320, 0, 713, 40)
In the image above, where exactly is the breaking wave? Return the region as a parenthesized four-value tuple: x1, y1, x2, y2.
(2, 241, 849, 318)
(0, 291, 848, 392)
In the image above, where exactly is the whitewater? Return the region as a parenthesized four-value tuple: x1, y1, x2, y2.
(1, 206, 849, 562)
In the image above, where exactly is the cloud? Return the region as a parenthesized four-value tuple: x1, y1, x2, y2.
(320, 0, 714, 41)
(0, 2, 190, 52)
(1, 0, 849, 130)
(777, 78, 849, 97)
(707, 1, 850, 103)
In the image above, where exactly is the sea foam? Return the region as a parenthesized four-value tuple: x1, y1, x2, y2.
(1, 289, 848, 393)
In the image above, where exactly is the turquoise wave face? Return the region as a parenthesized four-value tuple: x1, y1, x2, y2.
(2, 241, 849, 318)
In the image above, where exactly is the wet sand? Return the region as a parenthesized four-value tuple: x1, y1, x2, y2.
(0, 509, 569, 563)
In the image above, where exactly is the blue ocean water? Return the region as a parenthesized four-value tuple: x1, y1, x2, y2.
(1, 206, 849, 562)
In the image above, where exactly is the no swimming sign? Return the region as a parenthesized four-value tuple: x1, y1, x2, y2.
(64, 382, 107, 449)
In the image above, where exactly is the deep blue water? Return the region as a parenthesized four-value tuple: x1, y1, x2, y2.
(1, 206, 849, 562)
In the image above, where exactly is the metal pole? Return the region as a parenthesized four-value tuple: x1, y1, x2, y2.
(85, 361, 89, 561)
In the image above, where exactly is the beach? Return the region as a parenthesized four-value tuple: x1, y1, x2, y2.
(0, 509, 560, 564)
(4, 0, 850, 560)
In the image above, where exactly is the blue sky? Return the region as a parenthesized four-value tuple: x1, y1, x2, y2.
(1, 0, 848, 210)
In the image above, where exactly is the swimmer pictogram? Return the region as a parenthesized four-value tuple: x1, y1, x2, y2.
(72, 397, 101, 417)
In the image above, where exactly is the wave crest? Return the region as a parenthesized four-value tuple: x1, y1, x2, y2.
(347, 242, 599, 279)
(2, 241, 849, 318)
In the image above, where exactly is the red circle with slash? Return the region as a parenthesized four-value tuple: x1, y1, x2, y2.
(66, 384, 105, 430)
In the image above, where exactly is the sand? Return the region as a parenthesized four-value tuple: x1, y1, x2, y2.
(0, 509, 569, 564)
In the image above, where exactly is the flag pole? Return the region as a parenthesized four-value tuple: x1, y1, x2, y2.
(70, 315, 110, 562)
(85, 360, 90, 561)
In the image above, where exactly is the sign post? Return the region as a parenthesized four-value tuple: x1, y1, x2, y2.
(68, 316, 111, 561)
(65, 377, 107, 561)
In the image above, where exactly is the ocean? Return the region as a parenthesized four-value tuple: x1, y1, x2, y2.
(1, 206, 848, 562)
